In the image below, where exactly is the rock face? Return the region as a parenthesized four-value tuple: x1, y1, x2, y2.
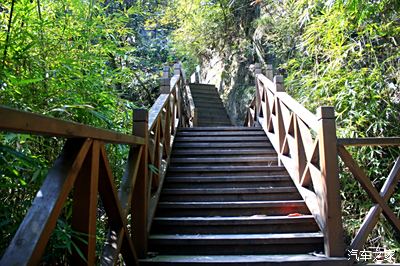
(200, 54, 256, 126)
(196, 3, 261, 126)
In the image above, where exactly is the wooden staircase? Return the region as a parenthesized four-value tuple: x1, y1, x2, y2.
(140, 84, 349, 265)
(189, 84, 231, 126)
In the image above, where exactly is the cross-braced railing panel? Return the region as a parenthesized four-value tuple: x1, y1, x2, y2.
(245, 64, 344, 257)
(0, 62, 193, 265)
(336, 139, 400, 264)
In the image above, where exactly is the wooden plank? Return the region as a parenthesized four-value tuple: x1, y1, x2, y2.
(317, 107, 344, 257)
(0, 106, 145, 145)
(71, 140, 99, 265)
(337, 137, 400, 146)
(170, 75, 180, 89)
(98, 145, 138, 264)
(276, 93, 319, 132)
(148, 94, 169, 131)
(131, 109, 149, 258)
(338, 145, 400, 233)
(101, 146, 143, 265)
(0, 138, 92, 265)
(294, 116, 307, 183)
(275, 98, 286, 157)
(258, 74, 276, 92)
(350, 157, 400, 256)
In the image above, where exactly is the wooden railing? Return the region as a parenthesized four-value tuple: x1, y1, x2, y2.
(336, 138, 400, 263)
(245, 63, 400, 259)
(245, 63, 344, 257)
(0, 62, 191, 265)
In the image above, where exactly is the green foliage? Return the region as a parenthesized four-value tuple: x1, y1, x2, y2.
(256, 0, 400, 258)
(165, 0, 256, 72)
(0, 0, 175, 261)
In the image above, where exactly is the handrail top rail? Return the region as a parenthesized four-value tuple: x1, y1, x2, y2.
(337, 137, 400, 146)
(170, 74, 180, 89)
(0, 105, 145, 145)
(148, 94, 170, 131)
(256, 73, 319, 131)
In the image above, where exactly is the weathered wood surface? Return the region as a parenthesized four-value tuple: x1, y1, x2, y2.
(0, 105, 145, 145)
(337, 137, 400, 146)
(1, 61, 190, 264)
(245, 67, 344, 257)
(347, 156, 400, 263)
(0, 139, 92, 265)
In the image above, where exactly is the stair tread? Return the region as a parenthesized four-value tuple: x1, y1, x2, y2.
(176, 131, 265, 136)
(140, 254, 348, 264)
(162, 187, 297, 194)
(170, 157, 277, 163)
(172, 149, 276, 156)
(167, 165, 285, 172)
(166, 175, 291, 182)
(173, 143, 271, 148)
(150, 232, 323, 241)
(158, 200, 305, 208)
(154, 215, 315, 223)
(175, 136, 268, 142)
(179, 127, 261, 131)
(150, 123, 325, 260)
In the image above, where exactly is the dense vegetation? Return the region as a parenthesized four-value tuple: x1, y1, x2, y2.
(170, 0, 400, 260)
(254, 0, 400, 258)
(0, 0, 399, 262)
(0, 0, 173, 261)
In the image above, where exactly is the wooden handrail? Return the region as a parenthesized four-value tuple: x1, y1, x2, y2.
(337, 145, 400, 264)
(337, 137, 400, 146)
(0, 61, 192, 265)
(246, 63, 400, 260)
(245, 63, 344, 257)
(0, 105, 145, 145)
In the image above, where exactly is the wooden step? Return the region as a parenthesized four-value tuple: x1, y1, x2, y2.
(173, 142, 271, 148)
(169, 156, 277, 164)
(192, 97, 223, 104)
(197, 122, 232, 127)
(194, 116, 231, 123)
(167, 165, 285, 173)
(195, 103, 226, 109)
(176, 130, 266, 137)
(151, 215, 319, 234)
(175, 136, 269, 142)
(197, 112, 229, 118)
(196, 118, 231, 124)
(160, 187, 301, 201)
(164, 175, 294, 188)
(171, 148, 276, 156)
(178, 127, 261, 131)
(189, 83, 217, 89)
(191, 93, 221, 99)
(197, 106, 227, 112)
(148, 232, 324, 255)
(156, 200, 310, 217)
(140, 254, 349, 265)
(148, 124, 329, 262)
(196, 110, 229, 117)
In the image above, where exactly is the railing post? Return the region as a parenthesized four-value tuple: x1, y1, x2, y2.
(174, 63, 183, 125)
(195, 65, 201, 83)
(266, 64, 273, 80)
(160, 66, 170, 94)
(274, 75, 285, 165)
(317, 106, 344, 257)
(254, 63, 262, 123)
(274, 75, 284, 92)
(132, 109, 149, 258)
